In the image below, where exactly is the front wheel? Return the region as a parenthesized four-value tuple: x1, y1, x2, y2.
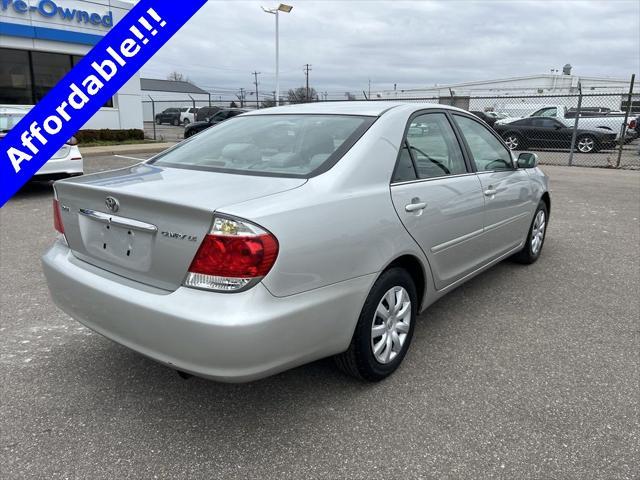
(512, 201, 548, 264)
(155, 118, 162, 125)
(576, 135, 598, 153)
(183, 118, 190, 125)
(172, 118, 180, 126)
(334, 268, 417, 381)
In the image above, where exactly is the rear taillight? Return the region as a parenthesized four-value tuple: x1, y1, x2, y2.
(53, 199, 64, 234)
(184, 216, 279, 292)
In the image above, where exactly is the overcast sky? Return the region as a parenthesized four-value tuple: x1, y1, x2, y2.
(141, 0, 640, 98)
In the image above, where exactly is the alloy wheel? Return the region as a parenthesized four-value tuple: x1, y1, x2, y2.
(577, 136, 595, 153)
(531, 210, 546, 255)
(371, 286, 412, 364)
(505, 135, 519, 150)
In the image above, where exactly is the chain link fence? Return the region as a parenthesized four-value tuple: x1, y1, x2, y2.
(142, 88, 639, 168)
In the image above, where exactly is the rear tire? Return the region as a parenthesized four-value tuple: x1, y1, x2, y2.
(334, 268, 417, 381)
(183, 118, 190, 125)
(173, 118, 180, 126)
(512, 201, 548, 264)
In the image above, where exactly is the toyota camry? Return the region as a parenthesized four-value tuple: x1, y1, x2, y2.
(43, 102, 550, 382)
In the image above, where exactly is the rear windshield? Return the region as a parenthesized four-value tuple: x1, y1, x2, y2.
(149, 114, 375, 177)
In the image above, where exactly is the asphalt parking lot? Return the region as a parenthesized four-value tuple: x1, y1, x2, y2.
(1, 155, 638, 479)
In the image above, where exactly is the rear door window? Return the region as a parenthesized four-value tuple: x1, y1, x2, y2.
(404, 113, 467, 179)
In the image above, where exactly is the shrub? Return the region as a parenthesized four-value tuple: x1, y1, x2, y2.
(75, 129, 145, 143)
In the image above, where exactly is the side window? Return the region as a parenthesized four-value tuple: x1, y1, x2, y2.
(404, 113, 467, 179)
(532, 107, 557, 118)
(540, 118, 558, 128)
(453, 115, 513, 172)
(392, 144, 417, 182)
(514, 118, 533, 127)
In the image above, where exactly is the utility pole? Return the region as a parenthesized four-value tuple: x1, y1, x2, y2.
(238, 88, 245, 108)
(252, 71, 261, 109)
(303, 63, 312, 102)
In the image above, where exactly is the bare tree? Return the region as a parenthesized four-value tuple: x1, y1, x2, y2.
(287, 86, 317, 103)
(167, 71, 187, 82)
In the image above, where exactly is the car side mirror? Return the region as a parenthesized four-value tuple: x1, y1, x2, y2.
(517, 152, 538, 169)
(66, 136, 78, 146)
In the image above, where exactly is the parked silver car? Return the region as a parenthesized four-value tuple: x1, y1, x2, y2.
(42, 102, 550, 382)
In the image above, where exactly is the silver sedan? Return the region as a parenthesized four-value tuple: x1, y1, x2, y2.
(42, 102, 550, 382)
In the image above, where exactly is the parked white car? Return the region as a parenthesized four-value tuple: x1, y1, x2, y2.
(496, 105, 627, 138)
(0, 107, 83, 179)
(179, 107, 198, 125)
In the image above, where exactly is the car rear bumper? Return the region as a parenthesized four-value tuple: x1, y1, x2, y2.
(42, 241, 374, 382)
(36, 157, 83, 177)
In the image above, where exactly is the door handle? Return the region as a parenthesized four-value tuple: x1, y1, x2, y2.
(405, 202, 427, 212)
(484, 188, 498, 197)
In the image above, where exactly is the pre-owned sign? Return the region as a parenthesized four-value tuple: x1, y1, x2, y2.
(1, 0, 113, 28)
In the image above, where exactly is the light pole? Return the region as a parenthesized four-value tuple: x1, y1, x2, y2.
(261, 4, 293, 106)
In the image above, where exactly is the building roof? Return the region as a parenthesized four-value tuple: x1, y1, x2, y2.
(140, 78, 208, 95)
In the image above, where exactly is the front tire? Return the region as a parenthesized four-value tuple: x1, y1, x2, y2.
(183, 118, 190, 125)
(155, 118, 162, 125)
(576, 134, 598, 153)
(513, 201, 548, 264)
(334, 268, 417, 381)
(173, 118, 180, 126)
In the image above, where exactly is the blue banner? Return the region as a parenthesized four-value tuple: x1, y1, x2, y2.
(0, 0, 208, 207)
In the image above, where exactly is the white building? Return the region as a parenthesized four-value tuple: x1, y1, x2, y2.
(377, 71, 637, 112)
(0, 0, 143, 130)
(140, 78, 211, 122)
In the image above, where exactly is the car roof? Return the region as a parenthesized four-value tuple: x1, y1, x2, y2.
(0, 106, 30, 115)
(243, 101, 467, 117)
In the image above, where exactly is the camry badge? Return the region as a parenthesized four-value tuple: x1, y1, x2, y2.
(105, 196, 119, 213)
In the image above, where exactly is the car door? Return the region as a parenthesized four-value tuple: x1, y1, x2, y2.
(511, 118, 537, 144)
(452, 114, 534, 262)
(390, 111, 486, 290)
(531, 118, 565, 148)
(162, 109, 175, 122)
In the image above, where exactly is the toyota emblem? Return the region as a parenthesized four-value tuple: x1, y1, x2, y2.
(105, 196, 119, 213)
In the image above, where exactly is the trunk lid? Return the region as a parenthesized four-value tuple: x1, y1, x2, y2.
(54, 164, 306, 290)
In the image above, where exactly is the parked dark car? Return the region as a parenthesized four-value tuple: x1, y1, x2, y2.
(469, 110, 504, 128)
(184, 108, 249, 138)
(195, 106, 221, 122)
(155, 108, 182, 126)
(494, 117, 617, 153)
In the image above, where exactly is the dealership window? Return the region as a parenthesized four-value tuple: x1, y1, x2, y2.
(0, 49, 33, 104)
(0, 48, 113, 107)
